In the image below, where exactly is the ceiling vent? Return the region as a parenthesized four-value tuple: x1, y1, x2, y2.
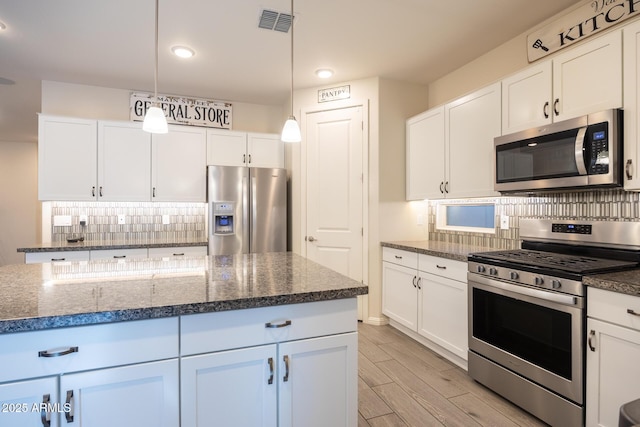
(259, 9, 292, 33)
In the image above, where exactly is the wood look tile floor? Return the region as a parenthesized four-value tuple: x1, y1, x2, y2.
(357, 323, 549, 427)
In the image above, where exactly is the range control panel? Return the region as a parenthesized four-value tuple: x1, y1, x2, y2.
(551, 223, 592, 234)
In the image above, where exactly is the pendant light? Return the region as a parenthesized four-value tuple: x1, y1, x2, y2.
(281, 0, 301, 143)
(143, 0, 168, 134)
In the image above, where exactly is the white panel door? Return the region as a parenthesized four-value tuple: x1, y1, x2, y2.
(501, 61, 552, 134)
(38, 115, 97, 201)
(278, 333, 358, 427)
(181, 345, 277, 427)
(152, 125, 207, 202)
(59, 359, 179, 427)
(305, 106, 363, 282)
(586, 318, 640, 427)
(406, 106, 445, 200)
(0, 377, 59, 427)
(552, 30, 622, 121)
(98, 120, 151, 201)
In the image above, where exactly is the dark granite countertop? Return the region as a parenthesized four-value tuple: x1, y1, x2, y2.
(381, 240, 492, 262)
(0, 252, 368, 334)
(584, 269, 640, 297)
(17, 239, 208, 253)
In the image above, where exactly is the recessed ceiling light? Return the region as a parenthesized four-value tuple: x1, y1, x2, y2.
(315, 69, 333, 79)
(0, 22, 6, 31)
(171, 46, 195, 58)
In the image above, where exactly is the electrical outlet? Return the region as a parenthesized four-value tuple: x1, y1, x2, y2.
(117, 214, 126, 225)
(162, 215, 170, 225)
(79, 214, 88, 226)
(500, 215, 509, 230)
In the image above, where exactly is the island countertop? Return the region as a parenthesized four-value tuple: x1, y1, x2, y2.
(0, 252, 368, 334)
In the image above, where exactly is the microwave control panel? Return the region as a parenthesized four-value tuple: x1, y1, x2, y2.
(587, 122, 609, 175)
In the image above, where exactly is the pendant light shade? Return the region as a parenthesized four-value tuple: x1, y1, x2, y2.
(143, 0, 168, 134)
(281, 0, 301, 143)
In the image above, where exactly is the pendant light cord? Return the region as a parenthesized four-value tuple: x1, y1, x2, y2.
(290, 0, 294, 116)
(154, 0, 159, 104)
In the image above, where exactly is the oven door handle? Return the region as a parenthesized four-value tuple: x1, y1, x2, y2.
(575, 126, 588, 176)
(470, 274, 578, 306)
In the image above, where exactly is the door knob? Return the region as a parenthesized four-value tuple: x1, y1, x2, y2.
(307, 236, 317, 242)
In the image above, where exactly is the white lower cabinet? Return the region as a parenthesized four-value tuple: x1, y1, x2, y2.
(0, 377, 59, 427)
(180, 299, 359, 427)
(60, 359, 179, 427)
(586, 288, 640, 427)
(381, 247, 468, 368)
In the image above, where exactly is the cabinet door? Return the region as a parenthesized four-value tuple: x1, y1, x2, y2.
(418, 272, 467, 360)
(0, 377, 59, 427)
(98, 121, 151, 201)
(381, 261, 418, 330)
(206, 129, 247, 166)
(501, 61, 552, 134)
(624, 20, 640, 190)
(278, 332, 357, 427)
(59, 359, 179, 427)
(247, 132, 285, 168)
(406, 106, 445, 200)
(553, 30, 622, 121)
(38, 115, 97, 201)
(586, 318, 640, 427)
(152, 126, 207, 202)
(181, 345, 277, 427)
(445, 82, 501, 199)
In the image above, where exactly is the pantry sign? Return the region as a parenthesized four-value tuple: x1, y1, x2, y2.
(130, 92, 232, 129)
(527, 0, 640, 62)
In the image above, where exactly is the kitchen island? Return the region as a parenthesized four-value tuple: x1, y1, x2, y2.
(0, 252, 367, 427)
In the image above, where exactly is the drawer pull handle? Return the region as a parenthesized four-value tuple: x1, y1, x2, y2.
(436, 265, 446, 269)
(173, 253, 185, 256)
(113, 255, 126, 259)
(64, 390, 74, 423)
(50, 258, 66, 262)
(268, 357, 274, 384)
(38, 346, 78, 358)
(627, 309, 640, 317)
(41, 394, 51, 427)
(588, 330, 596, 352)
(265, 320, 292, 329)
(283, 355, 290, 382)
(394, 255, 402, 259)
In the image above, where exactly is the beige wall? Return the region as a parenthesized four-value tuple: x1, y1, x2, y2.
(0, 141, 39, 265)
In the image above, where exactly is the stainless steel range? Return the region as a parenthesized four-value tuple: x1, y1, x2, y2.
(468, 219, 640, 427)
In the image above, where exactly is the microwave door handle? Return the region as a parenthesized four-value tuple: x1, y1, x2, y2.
(575, 126, 588, 175)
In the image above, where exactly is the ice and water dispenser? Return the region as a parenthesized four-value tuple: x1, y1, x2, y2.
(212, 202, 235, 235)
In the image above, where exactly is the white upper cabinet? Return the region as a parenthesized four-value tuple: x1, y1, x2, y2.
(406, 106, 445, 200)
(38, 115, 97, 201)
(445, 82, 501, 199)
(623, 20, 640, 191)
(98, 120, 151, 201)
(207, 129, 284, 169)
(502, 30, 622, 135)
(152, 125, 207, 202)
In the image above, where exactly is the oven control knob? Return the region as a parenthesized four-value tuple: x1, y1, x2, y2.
(552, 279, 561, 289)
(476, 265, 486, 273)
(509, 271, 519, 280)
(489, 267, 498, 276)
(534, 276, 545, 286)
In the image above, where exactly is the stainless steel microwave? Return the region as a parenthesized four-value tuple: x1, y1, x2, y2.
(494, 109, 622, 193)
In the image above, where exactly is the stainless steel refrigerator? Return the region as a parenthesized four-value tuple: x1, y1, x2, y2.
(207, 165, 287, 255)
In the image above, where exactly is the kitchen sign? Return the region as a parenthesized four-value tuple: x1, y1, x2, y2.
(527, 0, 640, 62)
(130, 92, 232, 129)
(318, 85, 351, 103)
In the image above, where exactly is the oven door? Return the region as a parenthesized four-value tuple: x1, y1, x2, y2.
(468, 272, 584, 404)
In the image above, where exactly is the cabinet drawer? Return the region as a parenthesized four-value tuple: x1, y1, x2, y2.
(181, 298, 358, 356)
(588, 287, 640, 330)
(0, 317, 179, 383)
(418, 254, 467, 282)
(382, 247, 418, 269)
(148, 246, 207, 258)
(25, 251, 90, 264)
(90, 248, 148, 260)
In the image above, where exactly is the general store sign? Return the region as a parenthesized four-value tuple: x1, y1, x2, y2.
(527, 0, 640, 62)
(130, 92, 232, 129)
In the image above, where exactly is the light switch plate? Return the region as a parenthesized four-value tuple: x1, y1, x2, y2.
(53, 215, 72, 227)
(500, 215, 509, 230)
(117, 214, 126, 225)
(162, 215, 170, 225)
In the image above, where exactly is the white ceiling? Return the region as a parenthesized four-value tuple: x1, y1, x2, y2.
(0, 0, 581, 143)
